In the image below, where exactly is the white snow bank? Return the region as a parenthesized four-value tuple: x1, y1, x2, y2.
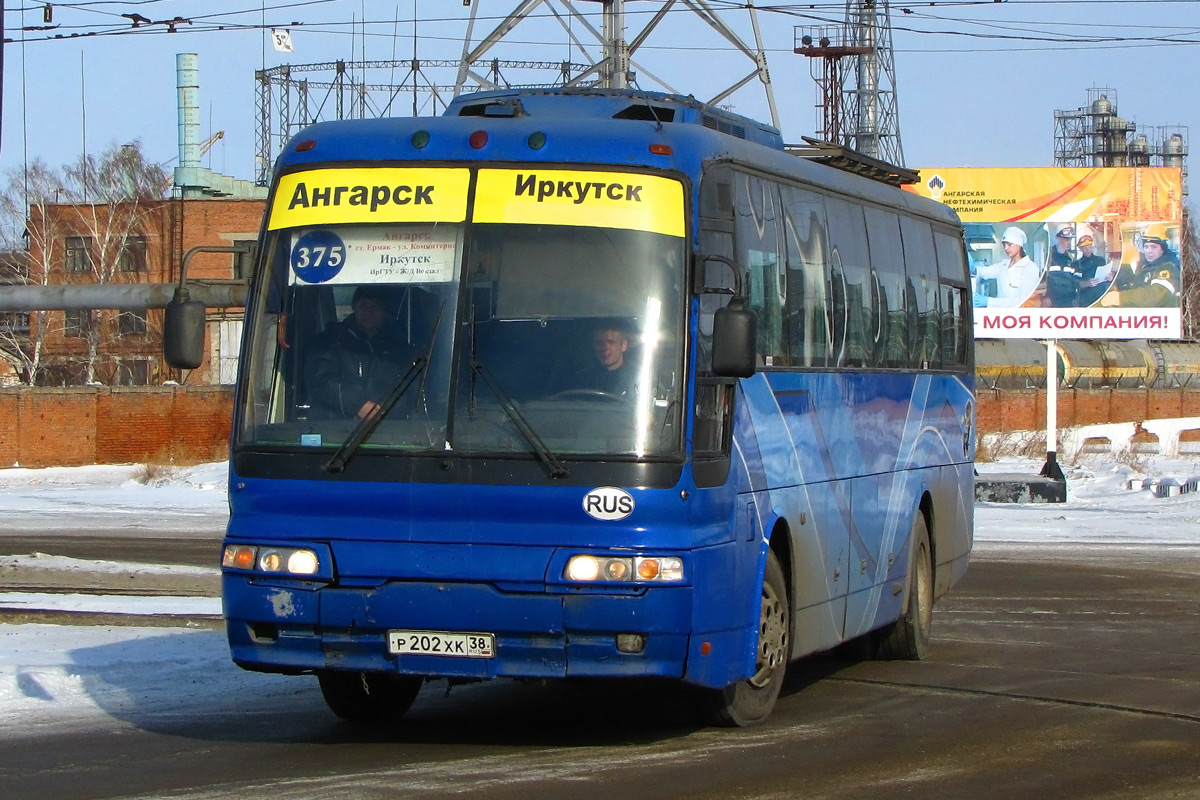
(1, 553, 218, 577)
(0, 593, 221, 616)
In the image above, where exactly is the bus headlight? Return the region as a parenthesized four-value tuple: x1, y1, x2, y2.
(222, 544, 321, 577)
(564, 555, 683, 583)
(565, 555, 601, 581)
(286, 549, 320, 575)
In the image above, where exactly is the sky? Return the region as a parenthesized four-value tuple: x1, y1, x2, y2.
(3, 437, 1200, 735)
(0, 0, 1196, 202)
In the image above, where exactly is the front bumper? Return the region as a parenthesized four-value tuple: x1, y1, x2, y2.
(225, 577, 699, 681)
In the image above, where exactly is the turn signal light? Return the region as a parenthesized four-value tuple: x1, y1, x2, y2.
(222, 545, 257, 570)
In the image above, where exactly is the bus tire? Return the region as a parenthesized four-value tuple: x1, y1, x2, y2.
(705, 550, 789, 727)
(875, 513, 932, 660)
(317, 670, 422, 725)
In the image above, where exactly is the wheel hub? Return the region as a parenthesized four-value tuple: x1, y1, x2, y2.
(750, 581, 788, 688)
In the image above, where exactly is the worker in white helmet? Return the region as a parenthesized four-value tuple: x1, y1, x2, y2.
(975, 226, 1041, 308)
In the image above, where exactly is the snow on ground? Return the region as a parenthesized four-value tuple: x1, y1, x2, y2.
(0, 593, 220, 616)
(0, 552, 217, 577)
(975, 452, 1200, 550)
(1, 451, 1199, 736)
(0, 623, 306, 738)
(0, 461, 229, 532)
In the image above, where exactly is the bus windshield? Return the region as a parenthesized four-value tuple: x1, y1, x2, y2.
(240, 213, 686, 464)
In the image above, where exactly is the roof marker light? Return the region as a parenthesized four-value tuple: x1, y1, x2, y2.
(469, 130, 489, 149)
(528, 132, 546, 150)
(295, 140, 316, 152)
(649, 143, 673, 156)
(412, 130, 430, 149)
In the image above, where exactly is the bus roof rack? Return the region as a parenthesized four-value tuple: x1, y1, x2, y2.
(784, 137, 920, 187)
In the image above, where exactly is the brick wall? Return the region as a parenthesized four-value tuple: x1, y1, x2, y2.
(976, 387, 1200, 434)
(1, 386, 233, 468)
(2, 385, 1197, 468)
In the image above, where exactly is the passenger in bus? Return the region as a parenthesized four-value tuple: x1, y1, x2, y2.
(304, 285, 417, 420)
(565, 322, 638, 397)
(975, 227, 1041, 308)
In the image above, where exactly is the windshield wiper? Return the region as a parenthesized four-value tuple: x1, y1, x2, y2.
(323, 356, 427, 473)
(471, 359, 570, 480)
(324, 302, 448, 473)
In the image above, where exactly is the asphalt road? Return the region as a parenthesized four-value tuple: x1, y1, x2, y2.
(2, 551, 1198, 800)
(0, 530, 223, 567)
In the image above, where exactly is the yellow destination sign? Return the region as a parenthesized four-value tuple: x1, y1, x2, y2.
(268, 168, 470, 229)
(473, 169, 685, 237)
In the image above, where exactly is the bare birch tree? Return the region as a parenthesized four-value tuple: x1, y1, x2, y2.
(0, 158, 68, 385)
(0, 142, 170, 384)
(1180, 210, 1198, 339)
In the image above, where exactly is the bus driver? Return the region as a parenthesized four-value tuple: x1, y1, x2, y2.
(566, 323, 637, 397)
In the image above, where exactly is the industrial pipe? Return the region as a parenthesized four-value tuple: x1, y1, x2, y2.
(0, 282, 247, 311)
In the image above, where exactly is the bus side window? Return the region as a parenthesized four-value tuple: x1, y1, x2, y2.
(733, 173, 787, 366)
(935, 230, 972, 368)
(697, 166, 736, 375)
(899, 216, 941, 369)
(825, 199, 872, 368)
(864, 207, 908, 369)
(782, 185, 831, 368)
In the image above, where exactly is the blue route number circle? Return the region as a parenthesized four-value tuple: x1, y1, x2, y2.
(291, 231, 347, 284)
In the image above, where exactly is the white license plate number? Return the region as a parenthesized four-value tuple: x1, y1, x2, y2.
(387, 630, 495, 658)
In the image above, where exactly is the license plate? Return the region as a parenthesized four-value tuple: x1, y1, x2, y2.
(387, 630, 495, 658)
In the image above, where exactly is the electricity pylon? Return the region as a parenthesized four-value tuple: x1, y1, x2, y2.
(456, 0, 780, 130)
(796, 0, 904, 165)
(255, 2, 781, 184)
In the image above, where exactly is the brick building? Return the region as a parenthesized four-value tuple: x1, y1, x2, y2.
(18, 197, 265, 386)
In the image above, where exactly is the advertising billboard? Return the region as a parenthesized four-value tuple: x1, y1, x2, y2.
(906, 167, 1185, 339)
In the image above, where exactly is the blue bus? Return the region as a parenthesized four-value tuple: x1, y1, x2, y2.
(188, 88, 974, 727)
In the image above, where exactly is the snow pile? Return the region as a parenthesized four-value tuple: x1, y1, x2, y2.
(0, 461, 229, 531)
(975, 454, 1200, 548)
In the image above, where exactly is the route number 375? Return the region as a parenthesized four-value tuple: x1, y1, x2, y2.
(294, 245, 344, 269)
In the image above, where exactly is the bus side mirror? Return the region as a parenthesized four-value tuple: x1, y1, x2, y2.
(712, 302, 756, 378)
(164, 289, 207, 369)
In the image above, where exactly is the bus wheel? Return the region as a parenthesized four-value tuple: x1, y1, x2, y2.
(705, 550, 789, 727)
(876, 513, 932, 660)
(317, 670, 422, 725)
